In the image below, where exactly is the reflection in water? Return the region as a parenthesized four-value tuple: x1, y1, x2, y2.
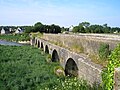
(0, 40, 23, 46)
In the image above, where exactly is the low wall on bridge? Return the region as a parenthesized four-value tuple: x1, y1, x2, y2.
(114, 67, 120, 90)
(41, 34, 120, 57)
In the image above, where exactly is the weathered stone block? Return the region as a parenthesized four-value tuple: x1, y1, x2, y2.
(114, 67, 120, 90)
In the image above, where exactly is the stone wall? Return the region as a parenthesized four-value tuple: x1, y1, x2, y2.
(114, 67, 120, 90)
(41, 33, 120, 57)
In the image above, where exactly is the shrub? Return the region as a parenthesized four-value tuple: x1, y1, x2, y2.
(54, 66, 65, 77)
(102, 44, 120, 90)
(46, 54, 52, 63)
(99, 43, 110, 60)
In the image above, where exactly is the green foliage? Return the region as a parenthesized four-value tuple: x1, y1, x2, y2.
(34, 22, 44, 32)
(54, 66, 65, 77)
(24, 26, 34, 33)
(30, 32, 43, 38)
(32, 22, 61, 33)
(0, 33, 30, 41)
(71, 44, 84, 53)
(46, 54, 52, 63)
(72, 22, 120, 33)
(73, 25, 85, 33)
(102, 44, 120, 90)
(99, 43, 110, 60)
(73, 26, 80, 33)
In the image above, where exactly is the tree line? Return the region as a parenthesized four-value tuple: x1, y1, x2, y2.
(0, 22, 61, 34)
(1, 21, 120, 34)
(24, 22, 61, 34)
(72, 22, 120, 33)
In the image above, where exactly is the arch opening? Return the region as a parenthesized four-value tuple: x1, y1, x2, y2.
(45, 45, 49, 54)
(65, 58, 78, 77)
(38, 41, 40, 48)
(52, 50, 59, 62)
(41, 42, 44, 49)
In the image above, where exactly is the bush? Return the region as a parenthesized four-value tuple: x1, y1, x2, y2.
(46, 54, 52, 63)
(102, 44, 120, 90)
(54, 66, 65, 77)
(99, 43, 110, 60)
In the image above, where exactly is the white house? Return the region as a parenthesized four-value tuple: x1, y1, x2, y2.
(1, 28, 5, 34)
(15, 27, 23, 34)
(69, 25, 74, 32)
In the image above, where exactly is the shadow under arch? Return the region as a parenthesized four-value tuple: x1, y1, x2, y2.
(65, 58, 78, 77)
(41, 42, 44, 49)
(52, 49, 59, 62)
(45, 45, 49, 54)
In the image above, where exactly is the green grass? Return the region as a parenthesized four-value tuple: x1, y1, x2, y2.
(0, 45, 103, 90)
(0, 33, 30, 42)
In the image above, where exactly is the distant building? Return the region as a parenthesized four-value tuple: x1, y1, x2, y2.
(9, 28, 12, 32)
(15, 27, 24, 34)
(69, 25, 74, 32)
(114, 31, 118, 34)
(1, 28, 6, 34)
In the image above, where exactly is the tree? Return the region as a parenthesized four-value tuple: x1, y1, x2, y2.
(34, 22, 43, 32)
(80, 22, 90, 28)
(79, 24, 85, 33)
(24, 26, 34, 33)
(72, 26, 80, 33)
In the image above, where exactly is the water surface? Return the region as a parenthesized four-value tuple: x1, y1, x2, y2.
(0, 40, 23, 46)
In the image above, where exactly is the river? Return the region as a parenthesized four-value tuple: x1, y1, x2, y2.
(0, 40, 23, 46)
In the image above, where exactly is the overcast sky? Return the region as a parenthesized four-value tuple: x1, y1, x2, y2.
(0, 0, 120, 27)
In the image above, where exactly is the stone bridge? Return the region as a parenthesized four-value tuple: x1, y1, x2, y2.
(30, 33, 120, 89)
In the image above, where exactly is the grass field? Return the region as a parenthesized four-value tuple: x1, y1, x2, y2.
(0, 33, 30, 42)
(0, 45, 103, 90)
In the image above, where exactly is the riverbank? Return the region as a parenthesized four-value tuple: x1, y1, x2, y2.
(0, 33, 30, 42)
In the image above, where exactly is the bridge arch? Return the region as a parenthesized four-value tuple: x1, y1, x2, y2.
(38, 40, 40, 48)
(41, 42, 44, 49)
(52, 49, 59, 62)
(45, 45, 49, 54)
(65, 58, 78, 77)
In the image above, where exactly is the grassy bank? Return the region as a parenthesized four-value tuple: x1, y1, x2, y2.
(0, 45, 103, 90)
(0, 33, 30, 42)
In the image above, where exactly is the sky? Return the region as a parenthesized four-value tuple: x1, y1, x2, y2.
(0, 0, 120, 27)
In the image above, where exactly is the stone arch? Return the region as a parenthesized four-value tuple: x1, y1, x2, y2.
(45, 45, 49, 54)
(41, 42, 44, 49)
(38, 40, 40, 48)
(52, 49, 59, 62)
(65, 58, 78, 77)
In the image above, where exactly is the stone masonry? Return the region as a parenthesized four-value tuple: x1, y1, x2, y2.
(30, 33, 120, 89)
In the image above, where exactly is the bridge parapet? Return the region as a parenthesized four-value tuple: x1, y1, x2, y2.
(41, 34, 120, 56)
(114, 67, 120, 90)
